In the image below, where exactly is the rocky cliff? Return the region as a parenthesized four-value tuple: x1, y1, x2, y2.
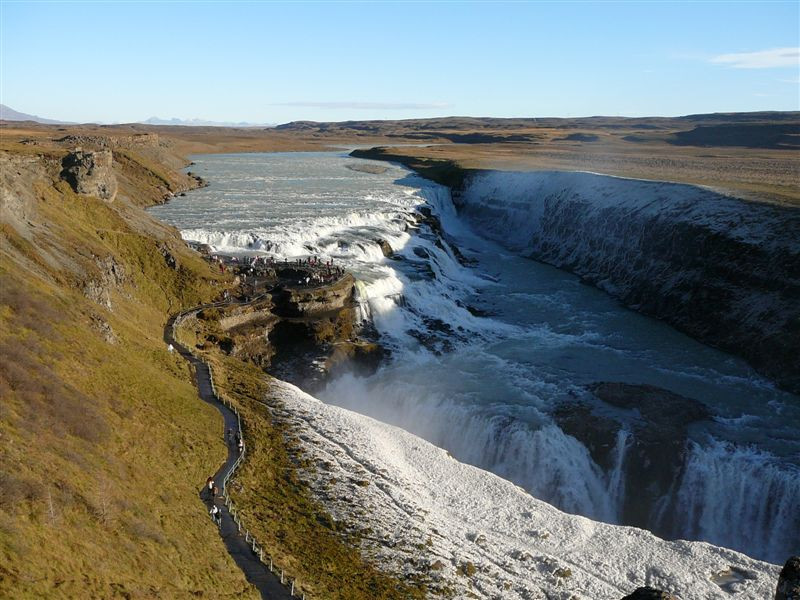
(60, 148, 118, 201)
(191, 273, 380, 392)
(454, 170, 800, 392)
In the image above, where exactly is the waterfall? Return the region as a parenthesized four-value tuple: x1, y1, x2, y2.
(673, 440, 800, 563)
(606, 429, 631, 519)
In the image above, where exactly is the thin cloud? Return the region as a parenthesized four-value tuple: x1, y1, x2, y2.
(710, 47, 799, 69)
(272, 101, 452, 110)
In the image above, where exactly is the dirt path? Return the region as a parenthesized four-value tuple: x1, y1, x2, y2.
(165, 307, 293, 600)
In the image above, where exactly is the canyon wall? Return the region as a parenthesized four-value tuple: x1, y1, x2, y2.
(454, 170, 800, 392)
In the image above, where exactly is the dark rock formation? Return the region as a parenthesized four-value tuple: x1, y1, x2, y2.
(621, 587, 678, 600)
(374, 238, 394, 257)
(554, 382, 710, 532)
(776, 556, 800, 600)
(555, 133, 600, 142)
(60, 148, 118, 201)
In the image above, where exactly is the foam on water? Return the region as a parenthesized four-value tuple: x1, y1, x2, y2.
(149, 151, 800, 563)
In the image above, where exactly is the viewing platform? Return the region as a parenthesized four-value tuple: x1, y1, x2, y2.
(198, 251, 351, 301)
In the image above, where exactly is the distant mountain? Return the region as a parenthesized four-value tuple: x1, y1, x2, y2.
(141, 116, 275, 128)
(0, 104, 73, 124)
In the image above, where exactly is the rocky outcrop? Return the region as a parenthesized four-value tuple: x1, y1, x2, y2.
(776, 556, 800, 600)
(56, 132, 160, 149)
(81, 255, 126, 309)
(374, 238, 393, 257)
(271, 273, 356, 317)
(345, 163, 389, 175)
(454, 170, 800, 393)
(554, 382, 710, 532)
(202, 273, 376, 392)
(60, 148, 118, 201)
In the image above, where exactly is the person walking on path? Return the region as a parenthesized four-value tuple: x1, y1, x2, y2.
(206, 477, 214, 499)
(238, 437, 244, 454)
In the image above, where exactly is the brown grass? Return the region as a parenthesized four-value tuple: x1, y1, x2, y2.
(0, 144, 258, 598)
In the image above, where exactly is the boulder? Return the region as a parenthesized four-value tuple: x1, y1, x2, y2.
(776, 556, 800, 600)
(60, 148, 118, 201)
(374, 238, 393, 257)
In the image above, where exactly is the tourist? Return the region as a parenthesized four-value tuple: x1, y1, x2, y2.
(238, 438, 244, 453)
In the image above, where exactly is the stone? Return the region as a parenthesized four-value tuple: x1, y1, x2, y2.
(60, 149, 118, 201)
(374, 238, 393, 257)
(776, 556, 800, 600)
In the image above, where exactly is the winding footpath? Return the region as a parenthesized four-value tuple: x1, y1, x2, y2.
(165, 305, 293, 600)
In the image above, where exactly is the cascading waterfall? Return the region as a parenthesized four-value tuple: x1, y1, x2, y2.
(322, 372, 625, 522)
(674, 441, 800, 563)
(149, 151, 800, 564)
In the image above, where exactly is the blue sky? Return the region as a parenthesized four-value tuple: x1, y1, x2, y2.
(1, 1, 798, 123)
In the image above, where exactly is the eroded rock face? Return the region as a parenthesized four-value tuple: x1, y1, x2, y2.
(776, 556, 800, 600)
(204, 274, 379, 392)
(82, 255, 126, 309)
(60, 149, 118, 201)
(554, 382, 710, 532)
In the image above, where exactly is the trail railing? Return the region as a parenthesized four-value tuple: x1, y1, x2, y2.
(170, 305, 308, 599)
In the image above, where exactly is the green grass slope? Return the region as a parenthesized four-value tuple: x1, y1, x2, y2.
(0, 144, 259, 598)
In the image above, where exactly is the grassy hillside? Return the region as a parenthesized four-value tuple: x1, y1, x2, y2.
(0, 142, 259, 598)
(0, 134, 430, 599)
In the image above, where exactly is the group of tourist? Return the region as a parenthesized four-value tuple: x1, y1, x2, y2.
(206, 250, 347, 290)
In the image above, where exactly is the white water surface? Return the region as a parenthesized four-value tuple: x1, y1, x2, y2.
(149, 152, 800, 565)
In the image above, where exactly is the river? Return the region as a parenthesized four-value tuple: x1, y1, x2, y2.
(148, 151, 800, 564)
